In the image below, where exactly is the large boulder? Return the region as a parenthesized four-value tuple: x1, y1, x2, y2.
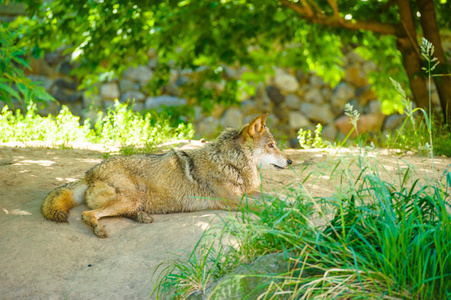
(295, 69, 306, 83)
(285, 94, 301, 110)
(50, 85, 82, 103)
(196, 116, 220, 137)
(362, 61, 377, 75)
(274, 68, 299, 93)
(289, 111, 311, 130)
(331, 82, 355, 114)
(266, 85, 285, 105)
(366, 100, 382, 114)
(83, 93, 102, 109)
(309, 75, 324, 87)
(255, 82, 271, 111)
(300, 103, 335, 125)
(200, 253, 292, 300)
(345, 66, 367, 88)
(240, 99, 259, 116)
(54, 78, 77, 90)
(335, 113, 385, 137)
(100, 82, 120, 100)
(124, 65, 153, 87)
(356, 86, 376, 106)
(120, 91, 146, 103)
(220, 108, 243, 129)
(304, 88, 324, 104)
(118, 78, 137, 92)
(144, 95, 187, 110)
(383, 114, 406, 132)
(346, 51, 365, 64)
(322, 124, 338, 141)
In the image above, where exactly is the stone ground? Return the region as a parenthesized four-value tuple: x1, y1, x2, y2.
(0, 142, 449, 299)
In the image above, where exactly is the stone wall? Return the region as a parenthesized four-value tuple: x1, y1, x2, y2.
(2, 46, 446, 146)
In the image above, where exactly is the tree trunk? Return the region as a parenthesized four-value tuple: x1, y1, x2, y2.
(416, 0, 451, 124)
(396, 0, 429, 111)
(283, 0, 443, 119)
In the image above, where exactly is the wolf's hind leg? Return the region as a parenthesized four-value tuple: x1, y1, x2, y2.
(82, 199, 141, 238)
(82, 211, 109, 238)
(126, 211, 154, 223)
(83, 182, 141, 238)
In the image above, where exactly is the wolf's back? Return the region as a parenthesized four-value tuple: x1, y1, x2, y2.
(42, 179, 88, 222)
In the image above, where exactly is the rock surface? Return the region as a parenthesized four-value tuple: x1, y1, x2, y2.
(200, 253, 292, 300)
(8, 45, 447, 144)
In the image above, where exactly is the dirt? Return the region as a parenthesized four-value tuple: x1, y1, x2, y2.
(1, 142, 450, 299)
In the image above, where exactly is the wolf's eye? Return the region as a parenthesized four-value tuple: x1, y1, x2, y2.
(268, 143, 274, 148)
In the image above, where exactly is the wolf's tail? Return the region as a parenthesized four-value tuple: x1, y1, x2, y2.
(42, 179, 89, 222)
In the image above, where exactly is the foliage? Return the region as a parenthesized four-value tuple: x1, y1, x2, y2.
(0, 101, 194, 150)
(0, 20, 55, 106)
(20, 0, 451, 114)
(386, 117, 451, 158)
(0, 102, 91, 144)
(387, 38, 450, 157)
(297, 123, 326, 149)
(353, 32, 408, 114)
(173, 67, 240, 114)
(318, 174, 451, 299)
(94, 101, 194, 150)
(332, 103, 360, 147)
(431, 124, 451, 157)
(344, 103, 360, 134)
(152, 184, 316, 299)
(152, 233, 234, 299)
(153, 154, 451, 299)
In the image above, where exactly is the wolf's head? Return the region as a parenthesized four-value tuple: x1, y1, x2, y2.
(241, 114, 292, 170)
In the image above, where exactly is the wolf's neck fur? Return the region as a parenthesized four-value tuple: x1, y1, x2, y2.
(203, 127, 260, 192)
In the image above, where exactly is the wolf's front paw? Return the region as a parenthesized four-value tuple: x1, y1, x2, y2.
(93, 224, 108, 238)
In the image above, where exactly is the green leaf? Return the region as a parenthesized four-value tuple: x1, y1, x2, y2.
(32, 45, 43, 59)
(11, 49, 25, 57)
(33, 86, 55, 102)
(0, 89, 12, 106)
(16, 82, 31, 102)
(0, 83, 21, 101)
(241, 71, 266, 83)
(12, 56, 31, 70)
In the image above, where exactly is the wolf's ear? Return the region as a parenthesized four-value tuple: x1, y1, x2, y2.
(248, 113, 268, 137)
(261, 113, 269, 126)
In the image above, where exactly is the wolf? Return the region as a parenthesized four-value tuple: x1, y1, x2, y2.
(42, 114, 292, 238)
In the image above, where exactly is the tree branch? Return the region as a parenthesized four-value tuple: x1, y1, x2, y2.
(326, 0, 340, 19)
(280, 0, 397, 36)
(306, 0, 324, 16)
(299, 0, 314, 17)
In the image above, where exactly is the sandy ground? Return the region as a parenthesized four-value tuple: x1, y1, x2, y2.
(1, 142, 450, 299)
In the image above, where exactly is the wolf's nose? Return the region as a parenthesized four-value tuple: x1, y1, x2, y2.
(287, 159, 292, 165)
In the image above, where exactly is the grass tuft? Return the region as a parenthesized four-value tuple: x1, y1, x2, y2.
(0, 100, 194, 153)
(153, 156, 451, 299)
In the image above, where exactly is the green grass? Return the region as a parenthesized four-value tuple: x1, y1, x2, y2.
(384, 38, 450, 158)
(298, 124, 327, 149)
(147, 51, 451, 298)
(152, 154, 451, 299)
(0, 100, 194, 153)
(386, 118, 451, 157)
